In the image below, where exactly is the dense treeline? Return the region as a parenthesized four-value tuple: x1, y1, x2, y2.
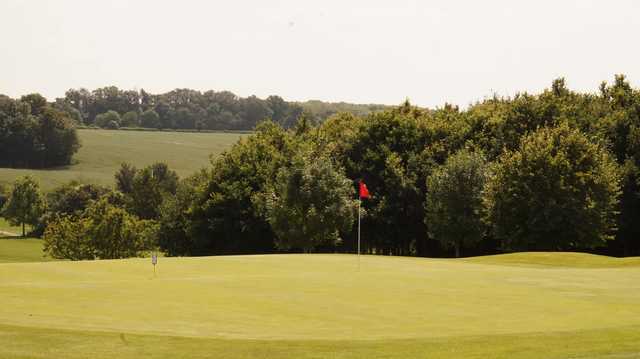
(152, 75, 639, 258)
(0, 94, 80, 168)
(58, 87, 388, 131)
(3, 75, 640, 259)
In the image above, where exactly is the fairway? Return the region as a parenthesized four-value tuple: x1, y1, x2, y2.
(0, 129, 243, 190)
(1, 253, 639, 358)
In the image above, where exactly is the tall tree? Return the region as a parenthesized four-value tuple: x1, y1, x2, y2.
(425, 149, 488, 257)
(2, 176, 46, 236)
(266, 149, 357, 252)
(484, 123, 621, 251)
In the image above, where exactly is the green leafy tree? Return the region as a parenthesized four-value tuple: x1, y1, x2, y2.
(2, 176, 46, 236)
(139, 109, 160, 128)
(485, 123, 621, 251)
(127, 162, 179, 219)
(43, 215, 93, 260)
(33, 182, 111, 236)
(266, 150, 357, 252)
(121, 111, 139, 127)
(115, 163, 137, 194)
(156, 174, 204, 256)
(43, 198, 157, 260)
(94, 110, 121, 128)
(425, 149, 488, 257)
(183, 121, 293, 255)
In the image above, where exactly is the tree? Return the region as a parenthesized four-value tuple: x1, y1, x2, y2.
(121, 111, 139, 127)
(0, 95, 80, 168)
(43, 198, 157, 260)
(115, 163, 137, 194)
(94, 110, 121, 128)
(20, 93, 48, 115)
(484, 123, 621, 251)
(33, 182, 111, 236)
(2, 176, 46, 236)
(126, 162, 179, 219)
(180, 121, 293, 255)
(266, 150, 357, 252)
(425, 149, 488, 257)
(139, 109, 160, 128)
(156, 174, 203, 256)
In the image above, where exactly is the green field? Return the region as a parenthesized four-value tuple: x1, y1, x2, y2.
(0, 129, 243, 191)
(0, 251, 639, 358)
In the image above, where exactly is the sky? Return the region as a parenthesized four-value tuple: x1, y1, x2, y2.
(1, 0, 639, 108)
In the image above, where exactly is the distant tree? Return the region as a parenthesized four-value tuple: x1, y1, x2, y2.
(425, 149, 488, 257)
(33, 182, 111, 236)
(46, 182, 109, 215)
(95, 110, 121, 128)
(266, 150, 356, 252)
(115, 163, 137, 194)
(184, 121, 293, 255)
(0, 95, 80, 168)
(139, 109, 160, 128)
(38, 107, 81, 167)
(20, 93, 48, 115)
(2, 176, 46, 236)
(484, 123, 621, 251)
(121, 111, 139, 127)
(157, 174, 203, 256)
(127, 162, 179, 219)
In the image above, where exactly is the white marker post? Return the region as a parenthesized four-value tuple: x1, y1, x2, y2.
(151, 253, 158, 277)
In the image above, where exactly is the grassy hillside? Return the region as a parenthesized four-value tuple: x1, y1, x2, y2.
(0, 129, 243, 191)
(0, 253, 638, 358)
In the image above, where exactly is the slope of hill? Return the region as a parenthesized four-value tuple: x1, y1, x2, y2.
(0, 129, 243, 191)
(0, 253, 638, 358)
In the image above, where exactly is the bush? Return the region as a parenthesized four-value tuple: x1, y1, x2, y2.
(94, 110, 121, 128)
(43, 198, 157, 260)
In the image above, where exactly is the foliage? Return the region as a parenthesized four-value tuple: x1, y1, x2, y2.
(121, 111, 139, 127)
(43, 198, 156, 260)
(139, 109, 160, 128)
(94, 110, 121, 129)
(425, 149, 488, 257)
(156, 174, 203, 256)
(0, 95, 80, 168)
(124, 162, 179, 219)
(59, 86, 386, 131)
(115, 163, 137, 194)
(266, 149, 357, 252)
(1, 176, 46, 236)
(161, 121, 293, 255)
(484, 123, 621, 251)
(32, 182, 112, 236)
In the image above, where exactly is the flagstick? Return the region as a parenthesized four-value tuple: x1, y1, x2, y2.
(357, 197, 361, 272)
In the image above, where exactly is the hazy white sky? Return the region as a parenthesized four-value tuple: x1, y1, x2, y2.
(1, 0, 638, 107)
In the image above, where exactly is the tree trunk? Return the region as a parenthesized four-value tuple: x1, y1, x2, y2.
(22, 222, 25, 237)
(455, 240, 460, 258)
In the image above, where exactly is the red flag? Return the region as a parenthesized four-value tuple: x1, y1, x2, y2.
(359, 181, 370, 199)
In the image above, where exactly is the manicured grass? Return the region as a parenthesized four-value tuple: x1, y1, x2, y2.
(0, 218, 24, 235)
(464, 251, 640, 268)
(0, 129, 243, 191)
(0, 237, 52, 263)
(0, 253, 639, 358)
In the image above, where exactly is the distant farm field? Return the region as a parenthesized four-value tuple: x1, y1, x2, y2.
(0, 129, 244, 191)
(0, 252, 639, 358)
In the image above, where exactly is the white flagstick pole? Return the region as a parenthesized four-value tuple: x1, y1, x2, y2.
(357, 197, 361, 271)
